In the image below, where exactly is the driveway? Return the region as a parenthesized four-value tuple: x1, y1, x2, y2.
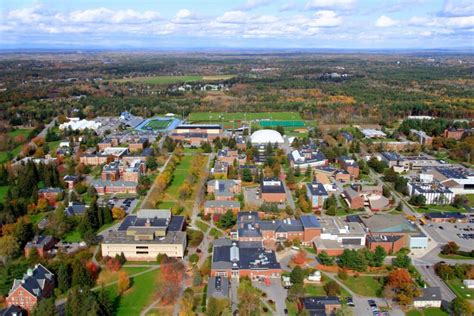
(252, 279, 287, 315)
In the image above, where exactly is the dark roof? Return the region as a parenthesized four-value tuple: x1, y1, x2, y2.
(426, 212, 466, 220)
(9, 264, 54, 298)
(0, 305, 26, 316)
(341, 131, 353, 141)
(300, 215, 321, 228)
(65, 203, 86, 216)
(414, 287, 442, 302)
(306, 182, 328, 196)
(367, 234, 403, 243)
(168, 216, 185, 231)
(302, 296, 341, 313)
(25, 235, 55, 248)
(212, 239, 280, 271)
(261, 178, 285, 194)
(38, 187, 63, 193)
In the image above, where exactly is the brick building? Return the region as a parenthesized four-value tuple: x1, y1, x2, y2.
(6, 264, 55, 312)
(204, 200, 241, 216)
(38, 188, 63, 207)
(338, 156, 360, 179)
(260, 178, 287, 203)
(24, 235, 57, 258)
(210, 238, 282, 280)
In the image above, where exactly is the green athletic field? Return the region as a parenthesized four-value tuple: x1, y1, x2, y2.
(143, 119, 172, 130)
(260, 120, 305, 128)
(188, 111, 302, 122)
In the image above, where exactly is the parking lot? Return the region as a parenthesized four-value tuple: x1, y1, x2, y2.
(243, 187, 264, 208)
(100, 197, 139, 214)
(424, 221, 474, 249)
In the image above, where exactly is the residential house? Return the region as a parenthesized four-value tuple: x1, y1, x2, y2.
(38, 188, 63, 207)
(24, 235, 57, 258)
(413, 287, 442, 308)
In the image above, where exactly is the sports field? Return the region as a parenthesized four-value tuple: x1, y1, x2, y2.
(114, 74, 234, 85)
(188, 111, 302, 122)
(143, 119, 172, 130)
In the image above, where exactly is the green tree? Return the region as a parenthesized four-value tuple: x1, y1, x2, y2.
(452, 297, 473, 316)
(32, 297, 58, 316)
(58, 263, 71, 293)
(0, 235, 20, 260)
(392, 253, 411, 268)
(324, 280, 341, 296)
(71, 260, 94, 289)
(317, 251, 335, 266)
(218, 210, 236, 229)
(290, 266, 304, 284)
(242, 168, 253, 182)
(373, 246, 387, 267)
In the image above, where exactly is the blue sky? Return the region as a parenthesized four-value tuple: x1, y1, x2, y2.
(1, 0, 473, 49)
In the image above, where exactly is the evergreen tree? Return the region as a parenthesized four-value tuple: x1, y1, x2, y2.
(32, 297, 58, 316)
(58, 263, 71, 293)
(71, 260, 94, 289)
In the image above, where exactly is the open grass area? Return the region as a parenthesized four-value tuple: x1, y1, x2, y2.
(337, 275, 384, 297)
(304, 284, 326, 296)
(97, 267, 149, 285)
(0, 186, 8, 202)
(467, 194, 474, 207)
(406, 307, 449, 316)
(209, 227, 223, 238)
(106, 268, 161, 316)
(195, 220, 210, 232)
(63, 229, 82, 242)
(164, 155, 193, 199)
(446, 278, 474, 299)
(188, 111, 302, 122)
(416, 204, 466, 213)
(0, 145, 22, 163)
(29, 212, 48, 225)
(286, 300, 298, 316)
(8, 128, 32, 138)
(115, 74, 234, 85)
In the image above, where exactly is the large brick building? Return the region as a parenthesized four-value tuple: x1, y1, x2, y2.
(171, 124, 224, 145)
(260, 178, 287, 203)
(6, 264, 55, 312)
(337, 156, 359, 179)
(232, 212, 321, 248)
(210, 238, 282, 280)
(24, 235, 57, 258)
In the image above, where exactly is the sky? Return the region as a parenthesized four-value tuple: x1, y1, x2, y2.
(0, 0, 473, 50)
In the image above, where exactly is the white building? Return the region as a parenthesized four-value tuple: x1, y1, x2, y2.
(407, 181, 455, 204)
(250, 129, 284, 145)
(59, 119, 101, 131)
(413, 287, 442, 309)
(360, 128, 386, 139)
(463, 280, 474, 289)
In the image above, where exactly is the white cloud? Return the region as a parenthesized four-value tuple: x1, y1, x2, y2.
(216, 11, 248, 24)
(439, 0, 474, 17)
(238, 0, 272, 11)
(311, 10, 342, 27)
(176, 9, 191, 20)
(375, 15, 397, 27)
(305, 0, 355, 10)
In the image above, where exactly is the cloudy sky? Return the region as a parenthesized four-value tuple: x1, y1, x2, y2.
(1, 0, 473, 49)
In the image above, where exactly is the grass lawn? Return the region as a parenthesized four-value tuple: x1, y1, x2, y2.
(188, 111, 302, 122)
(63, 229, 82, 242)
(304, 284, 326, 296)
(0, 186, 8, 202)
(337, 275, 384, 297)
(164, 155, 193, 199)
(438, 253, 473, 260)
(416, 204, 466, 213)
(0, 145, 22, 163)
(466, 194, 474, 207)
(209, 227, 223, 238)
(106, 268, 161, 316)
(406, 307, 449, 316)
(47, 140, 61, 153)
(446, 278, 474, 299)
(30, 212, 48, 225)
(196, 220, 210, 232)
(286, 300, 298, 316)
(8, 128, 32, 138)
(156, 201, 176, 209)
(304, 246, 317, 255)
(98, 220, 120, 234)
(97, 267, 149, 285)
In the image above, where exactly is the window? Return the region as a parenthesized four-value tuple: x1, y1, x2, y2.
(136, 251, 149, 254)
(136, 246, 148, 249)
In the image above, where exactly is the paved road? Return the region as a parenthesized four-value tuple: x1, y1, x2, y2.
(413, 263, 456, 303)
(252, 279, 287, 315)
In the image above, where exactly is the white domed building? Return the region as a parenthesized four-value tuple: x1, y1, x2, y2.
(250, 129, 284, 146)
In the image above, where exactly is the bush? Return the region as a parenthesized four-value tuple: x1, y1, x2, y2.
(323, 281, 341, 296)
(338, 269, 348, 281)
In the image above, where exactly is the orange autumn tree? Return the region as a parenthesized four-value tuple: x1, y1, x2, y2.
(292, 250, 307, 265)
(157, 256, 185, 305)
(384, 269, 422, 307)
